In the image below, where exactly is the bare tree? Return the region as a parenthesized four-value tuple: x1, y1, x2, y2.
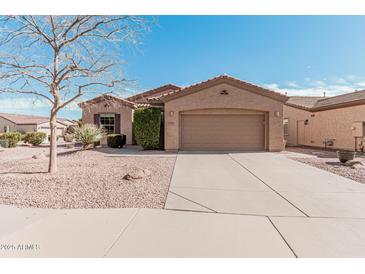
(0, 16, 149, 173)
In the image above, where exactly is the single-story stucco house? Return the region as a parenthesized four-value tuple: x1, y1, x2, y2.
(79, 75, 288, 152)
(284, 91, 365, 151)
(0, 113, 75, 137)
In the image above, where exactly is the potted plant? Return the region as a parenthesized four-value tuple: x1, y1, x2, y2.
(337, 150, 356, 163)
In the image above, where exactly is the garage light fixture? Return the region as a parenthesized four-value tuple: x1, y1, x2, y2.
(169, 111, 174, 117)
(274, 111, 280, 117)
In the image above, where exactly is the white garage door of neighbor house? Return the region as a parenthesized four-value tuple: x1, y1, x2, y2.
(180, 114, 265, 151)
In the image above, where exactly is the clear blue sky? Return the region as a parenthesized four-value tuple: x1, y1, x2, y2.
(2, 16, 365, 119)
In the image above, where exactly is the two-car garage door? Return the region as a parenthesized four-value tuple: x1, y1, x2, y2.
(180, 114, 265, 151)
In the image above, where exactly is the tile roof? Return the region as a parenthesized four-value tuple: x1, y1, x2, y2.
(78, 94, 136, 108)
(314, 89, 365, 109)
(148, 74, 288, 103)
(286, 90, 365, 111)
(126, 84, 180, 103)
(0, 113, 68, 125)
(286, 96, 323, 109)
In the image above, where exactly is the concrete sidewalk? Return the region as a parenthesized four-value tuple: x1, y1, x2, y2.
(0, 206, 294, 258)
(2, 205, 365, 257)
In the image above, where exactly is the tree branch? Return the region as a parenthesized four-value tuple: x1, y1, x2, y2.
(56, 80, 123, 110)
(0, 88, 54, 104)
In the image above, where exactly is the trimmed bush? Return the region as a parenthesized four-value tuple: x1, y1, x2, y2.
(0, 132, 21, 148)
(107, 134, 126, 148)
(74, 124, 104, 149)
(24, 132, 46, 146)
(133, 108, 161, 149)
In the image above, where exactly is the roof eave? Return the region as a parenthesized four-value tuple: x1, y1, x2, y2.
(285, 103, 313, 112)
(160, 77, 288, 103)
(312, 98, 365, 112)
(78, 95, 136, 109)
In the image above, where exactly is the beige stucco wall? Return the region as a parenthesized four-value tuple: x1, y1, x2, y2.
(81, 100, 134, 145)
(283, 105, 311, 146)
(0, 117, 37, 133)
(283, 104, 365, 150)
(164, 83, 284, 151)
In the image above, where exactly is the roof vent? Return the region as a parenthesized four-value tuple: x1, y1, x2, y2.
(220, 90, 228, 95)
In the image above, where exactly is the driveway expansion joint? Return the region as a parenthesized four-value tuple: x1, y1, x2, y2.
(103, 209, 140, 258)
(162, 154, 178, 209)
(228, 154, 310, 217)
(167, 190, 218, 213)
(267, 216, 298, 258)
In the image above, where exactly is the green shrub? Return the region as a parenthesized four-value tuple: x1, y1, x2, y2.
(24, 132, 46, 146)
(20, 134, 27, 142)
(107, 134, 126, 148)
(0, 139, 9, 148)
(63, 133, 74, 142)
(133, 108, 161, 149)
(0, 132, 21, 147)
(74, 124, 104, 149)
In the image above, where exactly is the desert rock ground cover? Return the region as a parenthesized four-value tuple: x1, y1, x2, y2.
(0, 147, 176, 209)
(284, 147, 365, 184)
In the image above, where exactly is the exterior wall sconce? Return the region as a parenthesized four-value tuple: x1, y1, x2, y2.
(169, 111, 174, 117)
(274, 111, 280, 117)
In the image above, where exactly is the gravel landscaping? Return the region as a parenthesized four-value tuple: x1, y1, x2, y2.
(284, 147, 365, 184)
(0, 147, 176, 209)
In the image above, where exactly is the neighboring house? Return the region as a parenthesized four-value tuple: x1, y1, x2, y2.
(0, 113, 71, 137)
(79, 75, 288, 151)
(284, 90, 365, 151)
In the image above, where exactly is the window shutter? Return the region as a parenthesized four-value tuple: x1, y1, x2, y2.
(94, 114, 100, 127)
(115, 113, 121, 134)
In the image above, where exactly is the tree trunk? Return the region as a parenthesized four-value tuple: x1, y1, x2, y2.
(48, 110, 58, 173)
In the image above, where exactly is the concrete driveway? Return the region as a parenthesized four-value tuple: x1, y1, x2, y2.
(2, 152, 365, 257)
(164, 152, 365, 257)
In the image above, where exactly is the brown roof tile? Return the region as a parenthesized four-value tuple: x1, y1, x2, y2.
(286, 96, 323, 109)
(148, 74, 288, 103)
(78, 94, 136, 108)
(126, 84, 180, 103)
(0, 113, 68, 125)
(286, 90, 365, 111)
(313, 90, 365, 110)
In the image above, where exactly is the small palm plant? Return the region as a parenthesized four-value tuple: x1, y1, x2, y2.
(74, 124, 105, 149)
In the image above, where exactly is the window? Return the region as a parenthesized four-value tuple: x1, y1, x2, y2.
(4, 126, 10, 132)
(283, 118, 289, 136)
(100, 114, 115, 134)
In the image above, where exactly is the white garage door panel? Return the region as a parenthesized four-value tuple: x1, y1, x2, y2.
(181, 114, 265, 150)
